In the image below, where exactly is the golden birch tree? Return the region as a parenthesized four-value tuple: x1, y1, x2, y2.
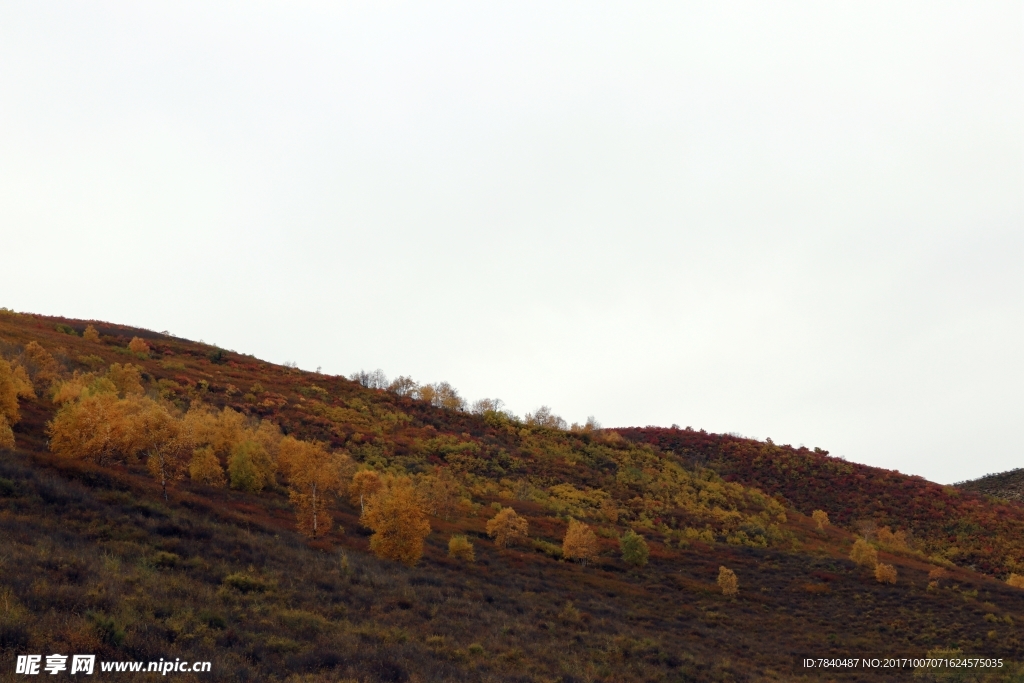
(279, 437, 348, 537)
(350, 469, 382, 514)
(486, 507, 529, 549)
(362, 477, 431, 566)
(562, 518, 599, 566)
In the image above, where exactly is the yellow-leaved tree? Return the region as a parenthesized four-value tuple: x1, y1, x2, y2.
(127, 337, 150, 355)
(811, 510, 829, 531)
(850, 538, 878, 568)
(417, 467, 461, 520)
(279, 436, 350, 537)
(181, 405, 280, 490)
(350, 469, 382, 514)
(48, 392, 165, 465)
(718, 566, 739, 596)
(486, 507, 529, 549)
(140, 401, 194, 501)
(22, 341, 60, 389)
(0, 358, 32, 449)
(105, 363, 145, 397)
(448, 535, 475, 563)
(562, 518, 599, 566)
(83, 325, 100, 342)
(362, 477, 431, 566)
(228, 440, 275, 492)
(189, 445, 226, 487)
(874, 562, 897, 584)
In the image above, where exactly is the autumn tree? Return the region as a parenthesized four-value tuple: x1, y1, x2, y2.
(850, 538, 878, 568)
(189, 445, 226, 487)
(49, 393, 168, 466)
(362, 477, 431, 566)
(876, 526, 909, 551)
(448, 535, 475, 563)
(228, 439, 274, 493)
(562, 518, 599, 566)
(0, 359, 25, 446)
(525, 406, 567, 430)
(140, 402, 193, 501)
(1007, 574, 1024, 589)
(127, 337, 150, 355)
(350, 469, 382, 514)
(22, 341, 60, 389)
(83, 325, 100, 342)
(51, 371, 94, 404)
(418, 468, 461, 520)
(486, 507, 529, 549)
(106, 363, 145, 397)
(718, 566, 739, 596)
(620, 529, 649, 568)
(600, 498, 620, 524)
(874, 562, 897, 584)
(811, 509, 829, 531)
(387, 375, 418, 397)
(279, 436, 349, 537)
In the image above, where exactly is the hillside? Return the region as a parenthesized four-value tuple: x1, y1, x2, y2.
(957, 469, 1024, 504)
(2, 308, 1024, 682)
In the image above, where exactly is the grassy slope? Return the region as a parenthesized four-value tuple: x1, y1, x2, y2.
(2, 310, 1024, 682)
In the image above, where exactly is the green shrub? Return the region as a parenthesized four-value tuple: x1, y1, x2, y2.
(87, 612, 125, 647)
(223, 573, 271, 593)
(198, 610, 226, 629)
(620, 529, 650, 568)
(151, 551, 179, 568)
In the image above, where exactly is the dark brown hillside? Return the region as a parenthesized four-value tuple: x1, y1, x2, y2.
(2, 308, 1024, 682)
(957, 469, 1024, 503)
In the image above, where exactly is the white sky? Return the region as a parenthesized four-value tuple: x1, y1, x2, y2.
(1, 2, 1021, 483)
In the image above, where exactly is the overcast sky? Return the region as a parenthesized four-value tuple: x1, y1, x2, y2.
(1, 2, 1021, 483)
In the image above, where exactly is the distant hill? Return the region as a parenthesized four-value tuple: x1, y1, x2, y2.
(957, 468, 1024, 502)
(2, 307, 1024, 681)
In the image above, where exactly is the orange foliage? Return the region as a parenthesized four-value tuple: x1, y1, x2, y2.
(350, 470, 382, 514)
(874, 563, 897, 584)
(362, 477, 431, 566)
(562, 518, 598, 566)
(48, 394, 171, 466)
(82, 325, 100, 342)
(486, 507, 529, 549)
(106, 363, 144, 397)
(127, 337, 150, 355)
(811, 510, 829, 531)
(718, 566, 739, 596)
(279, 436, 349, 537)
(850, 538, 878, 568)
(448, 535, 475, 562)
(23, 341, 60, 388)
(189, 445, 226, 487)
(0, 359, 22, 426)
